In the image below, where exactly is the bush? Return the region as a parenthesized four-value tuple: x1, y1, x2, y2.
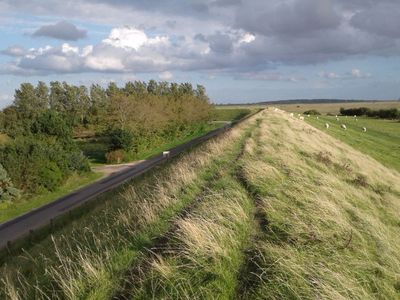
(0, 163, 20, 202)
(39, 162, 62, 191)
(303, 110, 321, 115)
(105, 149, 125, 164)
(109, 128, 137, 152)
(340, 107, 399, 119)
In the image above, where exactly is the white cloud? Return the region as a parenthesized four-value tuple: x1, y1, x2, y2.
(103, 26, 148, 50)
(159, 71, 173, 80)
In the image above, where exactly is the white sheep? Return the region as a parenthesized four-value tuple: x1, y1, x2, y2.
(362, 127, 367, 132)
(307, 114, 310, 117)
(290, 113, 294, 117)
(336, 117, 340, 121)
(299, 116, 305, 121)
(341, 124, 347, 130)
(354, 115, 357, 118)
(325, 123, 329, 129)
(316, 116, 319, 119)
(335, 115, 338, 118)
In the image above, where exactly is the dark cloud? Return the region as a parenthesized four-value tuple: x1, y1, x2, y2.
(350, 3, 400, 38)
(235, 0, 341, 37)
(32, 21, 87, 41)
(2, 0, 400, 76)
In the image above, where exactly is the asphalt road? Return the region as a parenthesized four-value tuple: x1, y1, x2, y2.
(0, 123, 232, 250)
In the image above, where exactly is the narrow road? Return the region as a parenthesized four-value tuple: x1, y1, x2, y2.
(0, 124, 232, 249)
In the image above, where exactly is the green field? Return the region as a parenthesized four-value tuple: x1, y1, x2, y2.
(305, 115, 400, 172)
(2, 110, 400, 299)
(275, 100, 400, 115)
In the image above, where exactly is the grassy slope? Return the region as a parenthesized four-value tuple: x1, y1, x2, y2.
(275, 101, 400, 115)
(239, 109, 400, 299)
(305, 116, 400, 172)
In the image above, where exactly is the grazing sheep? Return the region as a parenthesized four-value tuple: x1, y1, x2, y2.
(307, 114, 310, 117)
(335, 115, 338, 118)
(363, 127, 367, 132)
(297, 113, 301, 117)
(290, 113, 294, 117)
(341, 124, 347, 130)
(316, 116, 319, 120)
(336, 117, 340, 121)
(325, 123, 330, 129)
(299, 116, 305, 121)
(354, 115, 357, 118)
(274, 108, 278, 112)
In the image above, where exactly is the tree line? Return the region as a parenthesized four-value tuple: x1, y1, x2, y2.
(340, 107, 400, 119)
(0, 80, 211, 201)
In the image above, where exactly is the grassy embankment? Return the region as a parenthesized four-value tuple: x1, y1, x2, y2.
(0, 112, 259, 299)
(236, 109, 400, 299)
(3, 108, 399, 299)
(0, 108, 252, 224)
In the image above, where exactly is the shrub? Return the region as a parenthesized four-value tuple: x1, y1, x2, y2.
(105, 149, 125, 164)
(0, 163, 20, 202)
(109, 129, 137, 152)
(303, 110, 321, 115)
(39, 162, 63, 191)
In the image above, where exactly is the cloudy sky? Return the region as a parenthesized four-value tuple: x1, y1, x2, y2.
(0, 0, 400, 106)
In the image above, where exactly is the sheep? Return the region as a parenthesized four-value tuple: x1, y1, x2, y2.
(354, 115, 357, 118)
(336, 117, 340, 121)
(362, 127, 367, 132)
(325, 123, 330, 129)
(307, 114, 310, 117)
(341, 124, 347, 130)
(299, 116, 305, 121)
(316, 116, 319, 120)
(290, 113, 294, 117)
(335, 115, 338, 118)
(274, 108, 278, 112)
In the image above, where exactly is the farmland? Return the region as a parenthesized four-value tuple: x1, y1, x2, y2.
(275, 100, 400, 115)
(305, 115, 400, 172)
(1, 109, 400, 299)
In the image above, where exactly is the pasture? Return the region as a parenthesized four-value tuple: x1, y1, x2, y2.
(2, 109, 400, 299)
(275, 100, 400, 115)
(305, 115, 400, 172)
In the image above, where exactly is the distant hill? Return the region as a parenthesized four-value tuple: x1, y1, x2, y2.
(217, 99, 398, 106)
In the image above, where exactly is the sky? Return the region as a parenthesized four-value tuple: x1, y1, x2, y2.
(0, 0, 400, 106)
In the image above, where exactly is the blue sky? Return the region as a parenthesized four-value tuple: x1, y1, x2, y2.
(1, 0, 400, 107)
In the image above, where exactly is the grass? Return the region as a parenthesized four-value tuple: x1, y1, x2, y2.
(304, 115, 400, 172)
(211, 107, 252, 122)
(238, 109, 400, 299)
(275, 101, 400, 115)
(0, 172, 103, 224)
(2, 108, 400, 299)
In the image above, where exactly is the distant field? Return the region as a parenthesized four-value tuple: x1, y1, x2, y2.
(211, 107, 252, 122)
(275, 101, 400, 115)
(305, 115, 400, 172)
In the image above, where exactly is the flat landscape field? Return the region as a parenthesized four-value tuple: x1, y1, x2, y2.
(2, 109, 400, 299)
(275, 101, 400, 115)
